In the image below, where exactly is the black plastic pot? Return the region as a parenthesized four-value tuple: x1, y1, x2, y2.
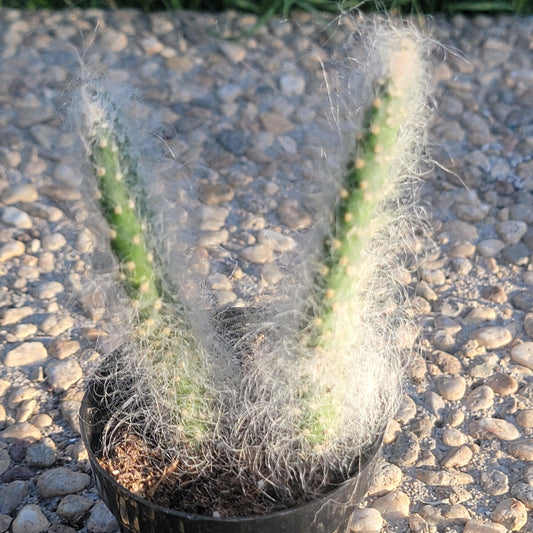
(80, 381, 382, 533)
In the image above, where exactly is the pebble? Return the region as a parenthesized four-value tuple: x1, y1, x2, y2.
(60, 400, 81, 434)
(480, 286, 507, 304)
(502, 243, 530, 265)
(198, 183, 234, 205)
(463, 519, 507, 533)
(367, 461, 402, 497)
(0, 514, 12, 533)
(469, 418, 520, 441)
(36, 467, 90, 497)
(86, 501, 118, 533)
(490, 498, 528, 531)
(240, 244, 274, 264)
(3, 342, 48, 367)
(2, 206, 32, 229)
(32, 281, 64, 299)
(477, 239, 505, 257)
(408, 513, 431, 533)
(463, 306, 497, 324)
(47, 339, 80, 359)
(516, 410, 533, 428)
(512, 291, 533, 312)
(510, 342, 533, 369)
(217, 41, 246, 63)
(279, 73, 306, 96)
(523, 313, 533, 338)
(510, 483, 533, 509)
(41, 233, 66, 252)
(388, 430, 419, 467)
(371, 490, 410, 520)
(441, 445, 473, 468)
(496, 220, 527, 244)
(442, 220, 478, 242)
(348, 508, 383, 533)
(0, 306, 33, 325)
(431, 350, 462, 374)
(1, 184, 38, 204)
(25, 202, 63, 222)
(0, 480, 29, 514)
(257, 229, 296, 252)
(470, 327, 513, 349)
(418, 503, 470, 528)
(442, 427, 467, 447)
(436, 375, 466, 401)
(40, 315, 74, 336)
(480, 470, 509, 496)
(485, 373, 518, 396)
(44, 359, 82, 393)
(1, 422, 42, 442)
(415, 469, 474, 486)
(508, 439, 533, 461)
(465, 385, 495, 411)
(11, 504, 49, 533)
(0, 240, 25, 262)
(276, 202, 312, 230)
(25, 442, 56, 468)
(56, 494, 94, 523)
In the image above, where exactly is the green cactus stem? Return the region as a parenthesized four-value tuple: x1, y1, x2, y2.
(89, 125, 161, 319)
(301, 37, 424, 447)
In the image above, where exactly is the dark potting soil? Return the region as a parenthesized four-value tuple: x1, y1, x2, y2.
(97, 427, 360, 518)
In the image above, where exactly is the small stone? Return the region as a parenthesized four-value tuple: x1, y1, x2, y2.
(442, 427, 467, 447)
(348, 508, 383, 532)
(257, 229, 296, 252)
(388, 430, 419, 467)
(431, 351, 462, 374)
(2, 206, 32, 229)
(217, 41, 246, 63)
(470, 326, 512, 349)
(441, 445, 473, 468)
(511, 342, 533, 370)
(437, 375, 466, 401)
(75, 229, 96, 254)
(0, 240, 25, 262)
(486, 373, 519, 395)
(425, 391, 446, 418)
(442, 220, 478, 242)
(40, 315, 74, 336)
(280, 73, 306, 96)
(415, 469, 474, 486)
(38, 252, 55, 273)
(512, 292, 533, 312)
(4, 342, 48, 367)
(36, 467, 90, 497)
(516, 410, 533, 428)
(41, 233, 66, 252)
(502, 243, 530, 266)
(508, 439, 533, 461)
(11, 504, 49, 533)
(0, 480, 29, 514)
(0, 306, 33, 326)
(466, 385, 495, 411)
(480, 470, 509, 496)
(510, 483, 533, 509)
(198, 205, 229, 231)
(198, 183, 234, 205)
(383, 419, 401, 444)
(1, 184, 38, 204)
(416, 280, 437, 301)
(261, 263, 283, 285)
(523, 313, 533, 338)
(277, 202, 312, 230)
(451, 257, 472, 275)
(408, 514, 431, 533)
(240, 244, 274, 264)
(469, 418, 520, 441)
(1, 422, 41, 443)
(477, 239, 505, 257)
(45, 359, 82, 393)
(367, 461, 402, 497)
(371, 490, 410, 520)
(490, 498, 527, 531)
(216, 129, 246, 156)
(463, 306, 497, 324)
(60, 400, 81, 434)
(32, 281, 64, 299)
(86, 501, 118, 533)
(463, 519, 507, 533)
(481, 285, 507, 304)
(25, 442, 56, 468)
(0, 514, 12, 533)
(419, 268, 446, 285)
(496, 220, 527, 244)
(47, 339, 80, 359)
(25, 203, 62, 223)
(56, 494, 94, 523)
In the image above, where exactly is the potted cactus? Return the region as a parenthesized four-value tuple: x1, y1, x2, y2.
(78, 19, 430, 533)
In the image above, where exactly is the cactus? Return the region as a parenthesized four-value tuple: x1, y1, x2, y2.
(299, 32, 428, 447)
(79, 83, 214, 445)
